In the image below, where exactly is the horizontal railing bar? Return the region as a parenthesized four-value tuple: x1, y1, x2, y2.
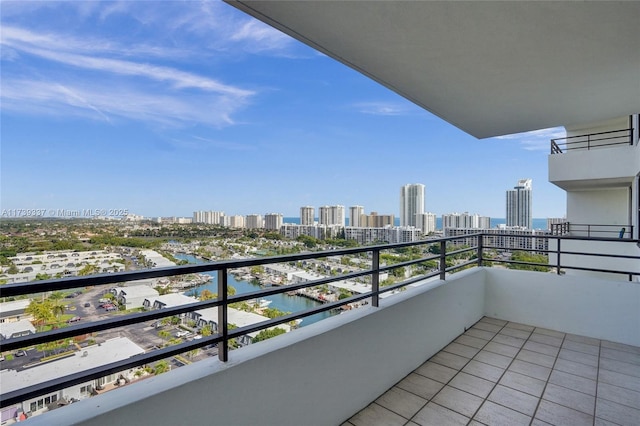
(551, 128, 631, 142)
(0, 299, 222, 352)
(0, 334, 223, 408)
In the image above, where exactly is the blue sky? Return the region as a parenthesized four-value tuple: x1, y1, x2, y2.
(1, 1, 566, 219)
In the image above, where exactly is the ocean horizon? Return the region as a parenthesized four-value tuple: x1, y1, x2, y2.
(283, 217, 551, 230)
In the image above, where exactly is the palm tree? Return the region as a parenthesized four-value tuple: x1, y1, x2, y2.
(26, 299, 55, 331)
(48, 291, 66, 325)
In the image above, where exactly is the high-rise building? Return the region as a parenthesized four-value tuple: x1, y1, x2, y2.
(399, 184, 425, 227)
(300, 206, 315, 225)
(318, 205, 345, 226)
(442, 212, 490, 229)
(264, 213, 284, 231)
(193, 211, 225, 225)
(361, 212, 394, 228)
(506, 179, 533, 229)
(416, 212, 437, 234)
(349, 206, 364, 227)
(245, 214, 263, 229)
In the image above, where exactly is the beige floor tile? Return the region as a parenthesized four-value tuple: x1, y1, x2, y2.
(500, 327, 531, 340)
(472, 322, 502, 333)
(558, 347, 598, 367)
(555, 358, 598, 380)
(396, 373, 445, 400)
(443, 342, 480, 359)
(488, 384, 540, 416)
(375, 386, 427, 419)
(462, 359, 505, 382)
(596, 397, 640, 426)
(415, 361, 457, 384)
(598, 368, 640, 392)
(432, 385, 483, 418)
(499, 371, 546, 397)
(597, 382, 640, 410)
(465, 328, 496, 341)
(429, 350, 470, 370)
(455, 334, 489, 349)
(565, 334, 600, 346)
(474, 400, 531, 426)
(534, 328, 565, 339)
(473, 349, 513, 369)
(349, 403, 407, 426)
(506, 322, 535, 332)
(600, 357, 640, 378)
(601, 340, 640, 355)
(549, 370, 597, 396)
(492, 333, 526, 348)
(508, 359, 552, 381)
(449, 372, 494, 398)
(412, 402, 469, 426)
(600, 347, 640, 366)
(516, 349, 556, 368)
(534, 399, 593, 426)
(529, 332, 564, 347)
(484, 341, 520, 357)
(542, 382, 595, 415)
(563, 339, 600, 356)
(481, 317, 507, 326)
(523, 340, 560, 357)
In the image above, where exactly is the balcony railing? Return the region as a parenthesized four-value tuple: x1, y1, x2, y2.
(1, 233, 639, 411)
(550, 128, 632, 154)
(550, 222, 634, 238)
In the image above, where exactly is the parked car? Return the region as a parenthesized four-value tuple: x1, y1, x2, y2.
(15, 350, 27, 357)
(84, 302, 91, 308)
(67, 316, 82, 323)
(175, 331, 190, 338)
(105, 306, 117, 312)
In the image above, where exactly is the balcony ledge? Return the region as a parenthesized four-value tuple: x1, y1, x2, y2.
(22, 267, 639, 426)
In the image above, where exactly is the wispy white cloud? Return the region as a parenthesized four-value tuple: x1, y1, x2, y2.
(229, 20, 293, 53)
(496, 127, 566, 151)
(352, 101, 415, 116)
(1, 78, 244, 128)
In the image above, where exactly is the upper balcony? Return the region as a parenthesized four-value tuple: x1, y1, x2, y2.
(1, 234, 638, 425)
(549, 128, 638, 191)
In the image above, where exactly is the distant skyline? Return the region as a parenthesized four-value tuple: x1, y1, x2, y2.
(1, 2, 567, 219)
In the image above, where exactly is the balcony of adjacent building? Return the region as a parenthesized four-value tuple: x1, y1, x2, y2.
(548, 125, 638, 192)
(1, 233, 638, 425)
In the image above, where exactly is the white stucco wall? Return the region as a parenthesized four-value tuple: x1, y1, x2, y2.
(484, 268, 640, 346)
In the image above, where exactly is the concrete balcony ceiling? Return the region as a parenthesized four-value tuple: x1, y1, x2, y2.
(227, 1, 640, 138)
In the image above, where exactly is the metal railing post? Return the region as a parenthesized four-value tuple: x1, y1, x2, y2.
(371, 249, 380, 307)
(556, 238, 562, 275)
(477, 234, 483, 267)
(217, 268, 228, 362)
(439, 240, 447, 280)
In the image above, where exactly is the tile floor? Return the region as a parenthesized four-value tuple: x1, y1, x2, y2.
(345, 317, 640, 426)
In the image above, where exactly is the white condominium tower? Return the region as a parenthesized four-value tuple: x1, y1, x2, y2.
(264, 213, 284, 231)
(319, 205, 346, 226)
(300, 206, 315, 225)
(399, 184, 425, 227)
(349, 205, 364, 227)
(416, 212, 437, 234)
(506, 178, 533, 229)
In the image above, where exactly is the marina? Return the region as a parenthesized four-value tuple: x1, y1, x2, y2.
(175, 254, 336, 327)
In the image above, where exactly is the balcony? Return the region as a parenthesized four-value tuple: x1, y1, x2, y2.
(1, 234, 639, 425)
(549, 128, 638, 191)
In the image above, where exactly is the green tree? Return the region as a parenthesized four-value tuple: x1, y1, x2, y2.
(26, 299, 55, 331)
(252, 327, 286, 343)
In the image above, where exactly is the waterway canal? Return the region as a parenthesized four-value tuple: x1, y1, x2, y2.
(174, 254, 335, 327)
